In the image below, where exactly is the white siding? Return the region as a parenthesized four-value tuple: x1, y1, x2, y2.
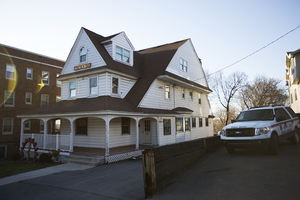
(61, 29, 106, 75)
(60, 119, 70, 135)
(111, 32, 134, 66)
(120, 77, 136, 98)
(61, 81, 69, 100)
(77, 77, 88, 98)
(98, 73, 107, 96)
(104, 43, 113, 57)
(159, 117, 176, 146)
(166, 40, 207, 87)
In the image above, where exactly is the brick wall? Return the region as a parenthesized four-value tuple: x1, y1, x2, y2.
(0, 44, 65, 158)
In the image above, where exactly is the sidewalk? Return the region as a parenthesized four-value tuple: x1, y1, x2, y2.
(0, 163, 93, 186)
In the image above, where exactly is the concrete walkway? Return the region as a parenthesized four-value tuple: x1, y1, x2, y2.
(0, 163, 93, 186)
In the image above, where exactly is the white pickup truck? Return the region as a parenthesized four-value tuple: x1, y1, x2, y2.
(220, 106, 300, 155)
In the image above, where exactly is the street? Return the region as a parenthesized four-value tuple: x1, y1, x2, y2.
(1, 141, 300, 200)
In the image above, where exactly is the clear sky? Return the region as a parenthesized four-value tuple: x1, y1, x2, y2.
(1, 0, 300, 86)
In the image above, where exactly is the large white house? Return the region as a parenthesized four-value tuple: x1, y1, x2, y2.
(18, 27, 214, 156)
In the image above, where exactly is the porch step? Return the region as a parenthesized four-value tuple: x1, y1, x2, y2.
(63, 155, 105, 166)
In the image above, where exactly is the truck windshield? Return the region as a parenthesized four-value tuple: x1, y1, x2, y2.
(236, 109, 274, 121)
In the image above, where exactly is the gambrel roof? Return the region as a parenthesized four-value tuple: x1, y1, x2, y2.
(19, 28, 211, 116)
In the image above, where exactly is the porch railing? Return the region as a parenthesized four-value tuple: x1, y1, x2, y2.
(23, 134, 70, 151)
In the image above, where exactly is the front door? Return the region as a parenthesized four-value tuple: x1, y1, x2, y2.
(144, 120, 151, 144)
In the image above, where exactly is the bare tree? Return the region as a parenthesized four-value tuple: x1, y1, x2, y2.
(213, 107, 240, 133)
(240, 76, 288, 109)
(211, 71, 248, 125)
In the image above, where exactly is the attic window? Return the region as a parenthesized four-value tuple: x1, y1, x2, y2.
(116, 46, 130, 63)
(180, 58, 188, 72)
(80, 47, 87, 62)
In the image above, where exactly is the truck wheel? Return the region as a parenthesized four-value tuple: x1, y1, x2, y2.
(269, 134, 278, 155)
(226, 147, 235, 154)
(290, 129, 300, 145)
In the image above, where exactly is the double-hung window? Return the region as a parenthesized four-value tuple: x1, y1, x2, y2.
(112, 77, 119, 94)
(24, 120, 31, 130)
(116, 46, 130, 63)
(180, 58, 187, 72)
(90, 77, 97, 95)
(4, 91, 14, 107)
(76, 118, 88, 135)
(182, 88, 185, 99)
(189, 91, 193, 100)
(163, 119, 171, 135)
(3, 118, 13, 134)
(165, 84, 170, 99)
(25, 92, 32, 104)
(199, 118, 203, 127)
(70, 81, 76, 98)
(6, 64, 15, 79)
(205, 118, 209, 127)
(192, 118, 196, 128)
(198, 93, 201, 104)
(176, 118, 183, 132)
(41, 94, 49, 107)
(80, 47, 87, 62)
(185, 118, 190, 131)
(42, 71, 49, 85)
(122, 118, 131, 134)
(27, 68, 33, 79)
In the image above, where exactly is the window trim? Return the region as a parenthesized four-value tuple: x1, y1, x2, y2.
(42, 71, 50, 85)
(165, 83, 170, 100)
(4, 91, 15, 107)
(6, 64, 16, 80)
(122, 117, 131, 135)
(27, 68, 33, 80)
(76, 118, 88, 135)
(192, 118, 196, 128)
(205, 118, 209, 127)
(198, 93, 201, 104)
(182, 88, 185, 99)
(41, 94, 49, 107)
(89, 76, 98, 96)
(189, 91, 193, 101)
(25, 92, 32, 105)
(199, 118, 203, 127)
(3, 118, 13, 134)
(180, 58, 188, 72)
(176, 117, 183, 132)
(185, 117, 191, 131)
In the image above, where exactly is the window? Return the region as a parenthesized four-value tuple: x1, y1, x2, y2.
(206, 118, 209, 127)
(176, 118, 183, 132)
(80, 47, 87, 62)
(112, 77, 119, 94)
(180, 58, 187, 72)
(70, 81, 76, 98)
(198, 93, 201, 104)
(4, 91, 14, 107)
(199, 118, 203, 127)
(185, 118, 190, 131)
(189, 91, 193, 100)
(116, 46, 130, 63)
(165, 84, 170, 99)
(182, 88, 185, 99)
(42, 71, 49, 85)
(163, 119, 171, 135)
(90, 77, 97, 95)
(76, 118, 88, 135)
(3, 118, 13, 134)
(122, 118, 130, 134)
(275, 108, 291, 122)
(56, 74, 61, 87)
(56, 96, 61, 102)
(6, 64, 15, 79)
(27, 68, 33, 79)
(295, 89, 297, 101)
(25, 93, 32, 104)
(40, 121, 44, 132)
(24, 120, 31, 130)
(192, 118, 196, 128)
(41, 94, 49, 107)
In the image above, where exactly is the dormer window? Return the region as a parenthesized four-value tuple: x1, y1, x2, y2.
(116, 46, 130, 63)
(80, 47, 87, 62)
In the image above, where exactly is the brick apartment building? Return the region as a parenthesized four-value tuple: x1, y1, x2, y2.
(0, 44, 64, 158)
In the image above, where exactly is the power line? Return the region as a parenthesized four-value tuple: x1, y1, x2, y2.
(194, 24, 300, 82)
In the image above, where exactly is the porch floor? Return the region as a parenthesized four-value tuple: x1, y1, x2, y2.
(72, 145, 155, 157)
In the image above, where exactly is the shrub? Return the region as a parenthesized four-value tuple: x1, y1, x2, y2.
(11, 152, 21, 161)
(39, 153, 53, 163)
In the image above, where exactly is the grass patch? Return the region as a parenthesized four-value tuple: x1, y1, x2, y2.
(0, 159, 61, 179)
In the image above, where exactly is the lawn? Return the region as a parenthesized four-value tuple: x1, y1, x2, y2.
(0, 159, 61, 179)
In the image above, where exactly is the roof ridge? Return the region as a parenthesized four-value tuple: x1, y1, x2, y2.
(137, 39, 189, 53)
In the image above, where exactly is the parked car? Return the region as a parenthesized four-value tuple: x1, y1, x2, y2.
(220, 105, 300, 155)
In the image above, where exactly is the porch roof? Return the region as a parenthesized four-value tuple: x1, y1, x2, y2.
(18, 96, 190, 117)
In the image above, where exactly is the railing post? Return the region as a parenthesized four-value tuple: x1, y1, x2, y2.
(56, 134, 59, 151)
(31, 133, 34, 139)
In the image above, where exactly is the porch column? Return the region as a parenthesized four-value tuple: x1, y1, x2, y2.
(157, 118, 160, 146)
(70, 119, 74, 152)
(20, 119, 25, 148)
(105, 117, 110, 156)
(43, 119, 47, 149)
(136, 117, 139, 150)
